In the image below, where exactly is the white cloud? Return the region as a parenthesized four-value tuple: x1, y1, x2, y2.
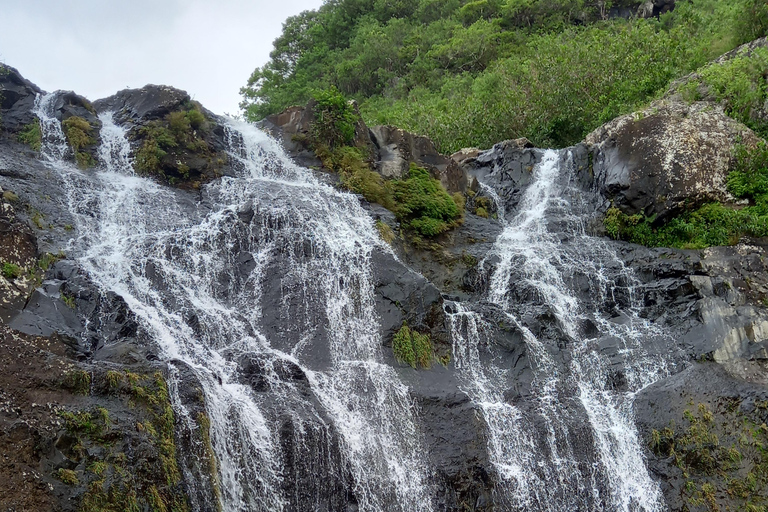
(0, 0, 323, 115)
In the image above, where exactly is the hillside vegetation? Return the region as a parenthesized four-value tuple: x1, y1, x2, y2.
(241, 0, 768, 152)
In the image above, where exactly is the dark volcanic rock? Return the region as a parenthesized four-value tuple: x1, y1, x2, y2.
(0, 64, 42, 133)
(93, 85, 192, 125)
(369, 125, 468, 194)
(586, 100, 760, 221)
(635, 362, 768, 511)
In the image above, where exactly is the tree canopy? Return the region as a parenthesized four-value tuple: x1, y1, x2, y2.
(241, 0, 768, 151)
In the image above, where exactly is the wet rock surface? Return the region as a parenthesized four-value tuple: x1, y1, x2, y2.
(2, 62, 768, 512)
(586, 99, 760, 221)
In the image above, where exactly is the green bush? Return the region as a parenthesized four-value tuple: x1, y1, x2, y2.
(312, 86, 359, 149)
(1, 262, 21, 279)
(392, 164, 462, 236)
(392, 322, 433, 369)
(605, 202, 768, 249)
(18, 120, 42, 151)
(133, 104, 209, 178)
(242, 0, 758, 152)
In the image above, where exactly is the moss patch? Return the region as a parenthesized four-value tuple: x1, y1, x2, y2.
(58, 370, 189, 512)
(392, 322, 434, 369)
(650, 401, 768, 511)
(18, 120, 42, 151)
(62, 116, 96, 168)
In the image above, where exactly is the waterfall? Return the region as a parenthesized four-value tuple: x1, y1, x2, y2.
(34, 93, 434, 512)
(452, 149, 672, 511)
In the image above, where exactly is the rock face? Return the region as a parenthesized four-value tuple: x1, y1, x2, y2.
(369, 125, 467, 194)
(586, 100, 760, 220)
(94, 85, 233, 186)
(0, 64, 41, 133)
(260, 100, 469, 193)
(2, 49, 768, 512)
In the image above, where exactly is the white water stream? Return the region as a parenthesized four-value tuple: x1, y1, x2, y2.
(449, 149, 671, 511)
(32, 90, 676, 512)
(34, 92, 434, 512)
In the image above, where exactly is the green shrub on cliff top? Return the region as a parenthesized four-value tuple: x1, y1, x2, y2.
(243, 0, 763, 152)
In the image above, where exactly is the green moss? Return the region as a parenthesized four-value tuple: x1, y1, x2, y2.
(67, 370, 189, 512)
(18, 120, 42, 151)
(2, 190, 19, 202)
(31, 209, 45, 229)
(375, 220, 396, 244)
(650, 401, 768, 511)
(392, 322, 434, 369)
(475, 207, 489, 219)
(63, 370, 91, 395)
(57, 468, 80, 485)
(62, 116, 96, 169)
(1, 262, 21, 280)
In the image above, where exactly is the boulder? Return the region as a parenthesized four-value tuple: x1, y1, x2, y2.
(0, 64, 41, 133)
(636, 0, 676, 18)
(369, 124, 467, 194)
(586, 100, 760, 220)
(93, 84, 191, 125)
(95, 85, 234, 185)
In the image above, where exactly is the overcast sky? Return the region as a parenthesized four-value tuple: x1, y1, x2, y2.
(0, 0, 324, 116)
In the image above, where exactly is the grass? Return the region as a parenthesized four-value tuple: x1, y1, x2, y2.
(1, 262, 21, 280)
(392, 322, 434, 369)
(650, 400, 768, 511)
(63, 370, 91, 395)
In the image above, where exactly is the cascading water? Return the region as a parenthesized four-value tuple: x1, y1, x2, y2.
(34, 92, 434, 512)
(449, 149, 673, 511)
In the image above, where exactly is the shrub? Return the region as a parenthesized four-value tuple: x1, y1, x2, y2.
(133, 104, 209, 178)
(392, 164, 462, 236)
(312, 86, 358, 149)
(18, 120, 42, 151)
(604, 203, 768, 249)
(1, 262, 21, 279)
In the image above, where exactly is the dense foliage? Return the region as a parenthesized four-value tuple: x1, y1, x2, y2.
(307, 90, 464, 237)
(242, 0, 768, 151)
